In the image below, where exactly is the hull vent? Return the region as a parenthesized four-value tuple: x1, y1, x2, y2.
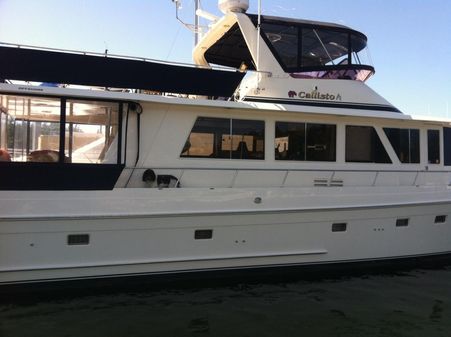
(314, 178, 344, 187)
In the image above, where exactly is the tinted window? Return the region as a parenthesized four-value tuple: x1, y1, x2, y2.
(275, 122, 336, 162)
(427, 130, 440, 164)
(306, 123, 336, 161)
(181, 117, 264, 160)
(230, 119, 265, 160)
(181, 117, 229, 158)
(384, 128, 420, 163)
(275, 122, 305, 160)
(346, 126, 391, 163)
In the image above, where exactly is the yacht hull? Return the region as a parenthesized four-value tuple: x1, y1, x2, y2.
(2, 188, 451, 285)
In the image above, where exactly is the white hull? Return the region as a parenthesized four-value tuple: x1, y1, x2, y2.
(2, 186, 451, 285)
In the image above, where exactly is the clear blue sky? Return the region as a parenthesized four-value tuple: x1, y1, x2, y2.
(0, 0, 450, 118)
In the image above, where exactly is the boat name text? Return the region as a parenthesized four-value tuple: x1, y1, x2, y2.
(288, 90, 342, 101)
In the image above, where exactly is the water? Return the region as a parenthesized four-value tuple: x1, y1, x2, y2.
(1, 267, 451, 337)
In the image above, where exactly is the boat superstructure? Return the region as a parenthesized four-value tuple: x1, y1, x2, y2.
(1, 1, 451, 286)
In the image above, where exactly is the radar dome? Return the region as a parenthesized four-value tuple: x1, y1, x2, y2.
(218, 0, 249, 14)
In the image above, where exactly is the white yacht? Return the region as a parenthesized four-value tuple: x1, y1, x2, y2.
(1, 0, 451, 286)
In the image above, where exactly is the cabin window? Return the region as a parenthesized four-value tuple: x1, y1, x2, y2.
(65, 100, 119, 164)
(444, 127, 451, 166)
(0, 93, 125, 190)
(0, 95, 61, 162)
(383, 128, 420, 164)
(0, 95, 121, 164)
(275, 122, 336, 161)
(427, 130, 440, 164)
(346, 126, 391, 163)
(181, 117, 265, 160)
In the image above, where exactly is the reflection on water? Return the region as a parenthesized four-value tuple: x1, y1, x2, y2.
(1, 267, 451, 337)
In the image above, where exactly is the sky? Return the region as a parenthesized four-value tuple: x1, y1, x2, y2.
(0, 0, 450, 118)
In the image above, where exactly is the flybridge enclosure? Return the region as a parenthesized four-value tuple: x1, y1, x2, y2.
(204, 14, 375, 81)
(0, 46, 245, 97)
(205, 23, 257, 71)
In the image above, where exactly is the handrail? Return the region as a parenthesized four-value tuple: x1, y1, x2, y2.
(124, 166, 451, 173)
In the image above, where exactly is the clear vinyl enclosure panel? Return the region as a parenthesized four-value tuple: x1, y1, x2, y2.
(0, 94, 120, 164)
(65, 99, 119, 164)
(257, 16, 374, 81)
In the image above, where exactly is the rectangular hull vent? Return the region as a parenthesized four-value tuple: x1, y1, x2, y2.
(313, 179, 344, 187)
(67, 234, 90, 245)
(313, 179, 329, 187)
(329, 179, 344, 187)
(396, 218, 409, 227)
(332, 223, 347, 232)
(435, 215, 447, 224)
(195, 229, 213, 240)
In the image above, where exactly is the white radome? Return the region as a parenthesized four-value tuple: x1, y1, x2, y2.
(218, 0, 249, 14)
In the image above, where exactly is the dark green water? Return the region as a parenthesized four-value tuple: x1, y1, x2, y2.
(1, 267, 451, 337)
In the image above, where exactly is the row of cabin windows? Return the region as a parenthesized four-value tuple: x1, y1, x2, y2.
(181, 117, 447, 164)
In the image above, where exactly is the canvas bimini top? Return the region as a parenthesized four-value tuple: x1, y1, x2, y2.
(0, 44, 245, 97)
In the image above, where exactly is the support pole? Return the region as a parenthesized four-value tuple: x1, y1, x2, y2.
(256, 0, 261, 71)
(194, 0, 200, 47)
